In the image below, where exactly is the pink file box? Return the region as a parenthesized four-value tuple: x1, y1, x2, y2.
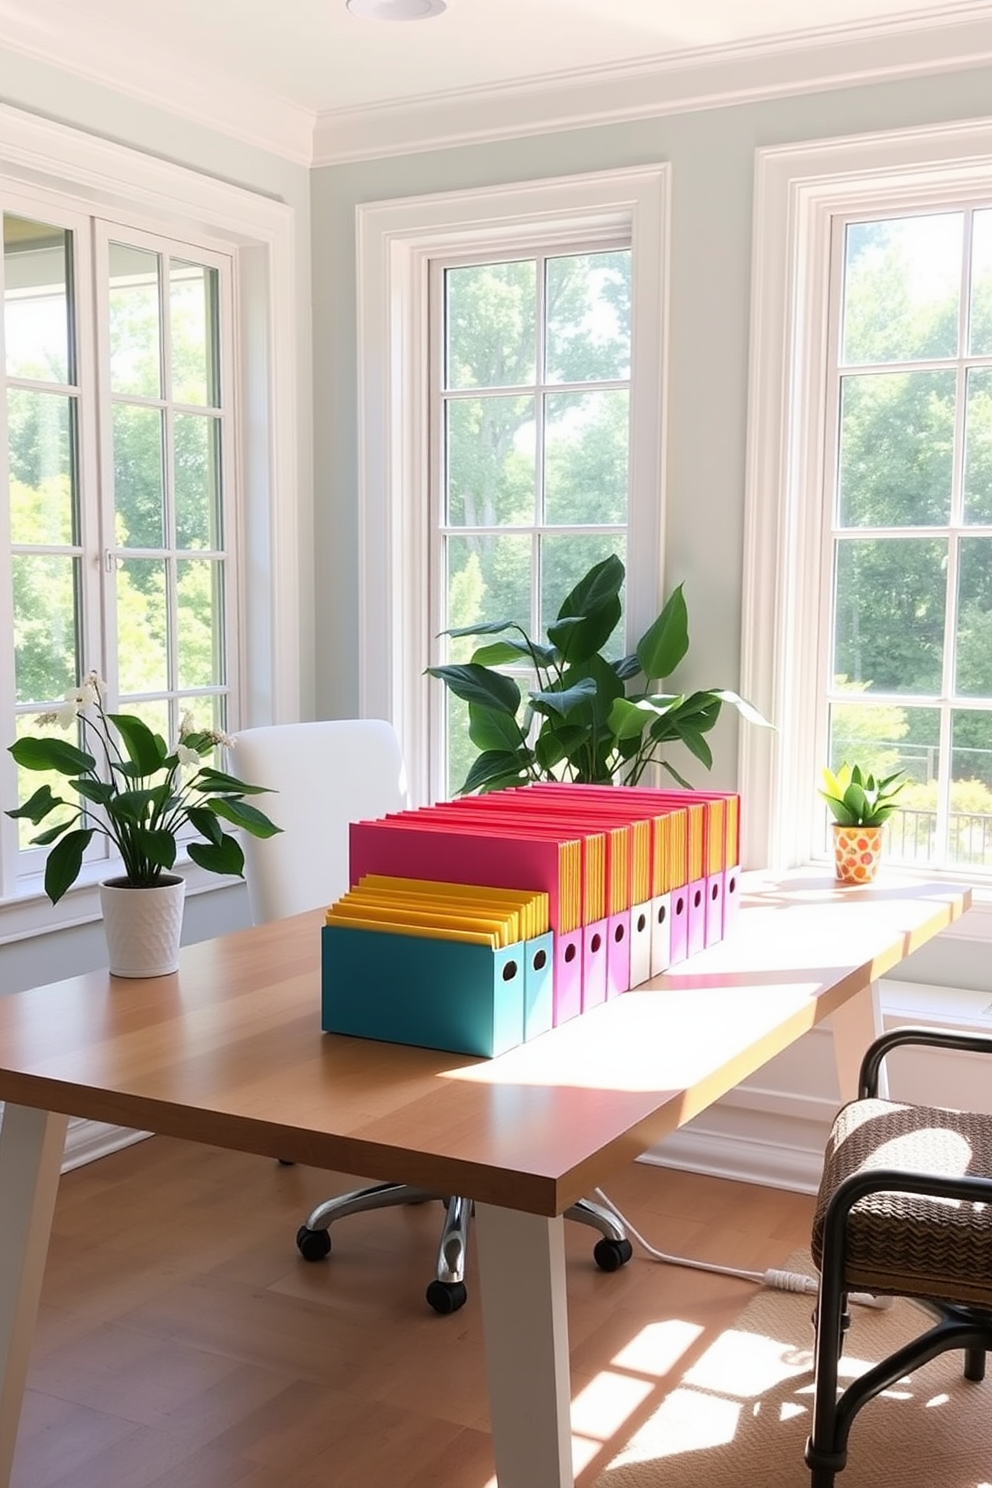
(686, 878, 707, 958)
(704, 873, 725, 947)
(553, 929, 583, 1024)
(629, 902, 653, 988)
(669, 886, 689, 964)
(605, 910, 631, 999)
(723, 865, 741, 935)
(582, 918, 609, 1011)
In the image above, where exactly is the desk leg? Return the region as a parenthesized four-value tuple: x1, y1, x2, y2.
(831, 981, 886, 1102)
(475, 1204, 573, 1488)
(0, 1104, 68, 1488)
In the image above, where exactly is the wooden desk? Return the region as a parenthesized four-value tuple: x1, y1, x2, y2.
(0, 871, 969, 1486)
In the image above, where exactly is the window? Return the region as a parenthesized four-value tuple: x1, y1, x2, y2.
(356, 166, 668, 806)
(432, 245, 632, 797)
(5, 201, 236, 887)
(825, 208, 992, 872)
(0, 106, 299, 935)
(742, 118, 992, 897)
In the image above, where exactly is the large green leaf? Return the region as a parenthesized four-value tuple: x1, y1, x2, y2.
(710, 688, 772, 728)
(108, 714, 166, 776)
(5, 783, 63, 823)
(73, 777, 116, 807)
(197, 766, 273, 796)
(440, 618, 516, 639)
(529, 676, 597, 719)
(458, 750, 530, 795)
(210, 797, 281, 837)
(186, 805, 224, 845)
(607, 696, 655, 742)
(9, 736, 95, 775)
(636, 583, 689, 681)
(560, 654, 624, 728)
(188, 833, 245, 877)
(471, 638, 558, 668)
(134, 828, 177, 869)
(549, 555, 624, 662)
(425, 663, 521, 714)
(108, 787, 158, 825)
(468, 703, 527, 753)
(534, 724, 587, 771)
(44, 828, 94, 903)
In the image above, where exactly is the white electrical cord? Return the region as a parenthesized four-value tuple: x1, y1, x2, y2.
(592, 1187, 893, 1311)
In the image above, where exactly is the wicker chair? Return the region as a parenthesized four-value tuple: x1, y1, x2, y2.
(806, 1025, 992, 1487)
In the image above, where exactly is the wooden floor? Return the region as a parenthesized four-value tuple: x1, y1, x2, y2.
(11, 1137, 815, 1488)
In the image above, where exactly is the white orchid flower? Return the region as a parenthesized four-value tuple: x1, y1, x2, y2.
(176, 743, 201, 774)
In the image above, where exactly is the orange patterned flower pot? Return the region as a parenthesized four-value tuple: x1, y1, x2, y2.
(832, 824, 884, 885)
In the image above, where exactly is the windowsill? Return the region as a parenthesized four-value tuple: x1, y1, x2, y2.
(0, 856, 240, 945)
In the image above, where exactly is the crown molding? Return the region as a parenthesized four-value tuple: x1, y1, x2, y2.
(4, 2, 992, 171)
(312, 9, 992, 166)
(0, 0, 316, 165)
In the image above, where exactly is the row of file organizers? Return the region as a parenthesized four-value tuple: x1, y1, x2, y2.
(321, 785, 742, 1058)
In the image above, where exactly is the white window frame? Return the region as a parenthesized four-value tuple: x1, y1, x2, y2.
(0, 101, 300, 942)
(742, 116, 992, 928)
(355, 166, 669, 805)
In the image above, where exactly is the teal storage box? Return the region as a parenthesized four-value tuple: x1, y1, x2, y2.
(321, 924, 526, 1058)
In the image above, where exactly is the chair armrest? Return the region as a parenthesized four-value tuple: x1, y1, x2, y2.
(860, 1025, 992, 1098)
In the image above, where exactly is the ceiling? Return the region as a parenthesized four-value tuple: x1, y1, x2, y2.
(3, 0, 992, 162)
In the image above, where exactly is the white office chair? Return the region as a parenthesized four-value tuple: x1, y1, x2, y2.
(233, 718, 630, 1313)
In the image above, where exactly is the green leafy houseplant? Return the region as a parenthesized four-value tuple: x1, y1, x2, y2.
(6, 672, 281, 904)
(819, 762, 907, 827)
(427, 554, 769, 794)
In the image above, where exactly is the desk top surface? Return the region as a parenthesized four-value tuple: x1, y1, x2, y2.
(0, 871, 969, 1214)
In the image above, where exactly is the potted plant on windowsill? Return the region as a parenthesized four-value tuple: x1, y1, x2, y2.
(6, 672, 281, 977)
(819, 761, 906, 884)
(427, 554, 770, 793)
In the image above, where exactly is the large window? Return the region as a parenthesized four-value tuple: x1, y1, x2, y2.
(3, 196, 236, 889)
(356, 167, 668, 806)
(825, 208, 992, 871)
(0, 108, 299, 935)
(433, 245, 632, 796)
(742, 118, 992, 903)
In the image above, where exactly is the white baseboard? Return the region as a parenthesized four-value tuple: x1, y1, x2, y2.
(62, 1118, 150, 1172)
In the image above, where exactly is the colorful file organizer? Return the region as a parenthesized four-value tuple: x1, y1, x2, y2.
(321, 876, 553, 1057)
(321, 784, 742, 1056)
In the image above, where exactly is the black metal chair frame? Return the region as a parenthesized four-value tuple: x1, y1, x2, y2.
(806, 1026, 992, 1488)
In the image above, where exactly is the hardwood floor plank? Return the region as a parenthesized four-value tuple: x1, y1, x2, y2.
(11, 1136, 815, 1488)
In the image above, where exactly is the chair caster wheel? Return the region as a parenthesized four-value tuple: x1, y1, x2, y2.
(426, 1279, 468, 1314)
(593, 1237, 633, 1272)
(296, 1224, 331, 1261)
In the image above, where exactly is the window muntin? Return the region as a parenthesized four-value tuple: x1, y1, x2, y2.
(432, 244, 632, 798)
(824, 207, 992, 872)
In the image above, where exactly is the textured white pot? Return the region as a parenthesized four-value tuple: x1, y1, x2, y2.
(99, 875, 186, 978)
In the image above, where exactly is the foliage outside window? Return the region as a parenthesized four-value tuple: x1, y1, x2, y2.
(433, 244, 634, 798)
(825, 206, 992, 872)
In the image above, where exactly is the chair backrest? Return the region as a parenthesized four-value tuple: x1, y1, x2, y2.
(231, 719, 408, 924)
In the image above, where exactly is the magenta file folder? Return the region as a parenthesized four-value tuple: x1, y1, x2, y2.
(553, 929, 583, 1024)
(629, 902, 652, 988)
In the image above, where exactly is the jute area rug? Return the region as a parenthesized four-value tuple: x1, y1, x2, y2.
(593, 1250, 992, 1488)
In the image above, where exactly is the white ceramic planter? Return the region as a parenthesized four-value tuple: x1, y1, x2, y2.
(99, 875, 186, 977)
